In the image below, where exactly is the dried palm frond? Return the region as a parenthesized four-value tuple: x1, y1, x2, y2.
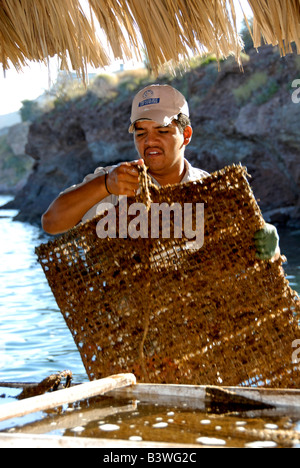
(0, 0, 242, 78)
(248, 0, 300, 55)
(0, 0, 300, 80)
(0, 0, 109, 81)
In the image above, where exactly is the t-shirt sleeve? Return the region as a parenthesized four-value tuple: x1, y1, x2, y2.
(60, 165, 118, 195)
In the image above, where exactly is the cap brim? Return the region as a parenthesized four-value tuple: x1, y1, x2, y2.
(128, 119, 152, 133)
(128, 112, 177, 133)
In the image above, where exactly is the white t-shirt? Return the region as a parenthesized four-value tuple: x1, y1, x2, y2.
(63, 159, 209, 223)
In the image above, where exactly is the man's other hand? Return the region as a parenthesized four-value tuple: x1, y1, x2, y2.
(253, 223, 280, 260)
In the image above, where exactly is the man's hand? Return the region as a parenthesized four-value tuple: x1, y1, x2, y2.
(253, 223, 280, 260)
(105, 159, 144, 197)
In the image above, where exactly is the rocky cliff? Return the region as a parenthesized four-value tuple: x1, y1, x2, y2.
(6, 45, 300, 227)
(0, 122, 33, 194)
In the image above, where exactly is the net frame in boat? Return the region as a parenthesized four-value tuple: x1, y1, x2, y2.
(36, 165, 300, 387)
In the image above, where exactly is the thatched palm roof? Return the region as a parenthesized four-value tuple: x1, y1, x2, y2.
(0, 0, 299, 79)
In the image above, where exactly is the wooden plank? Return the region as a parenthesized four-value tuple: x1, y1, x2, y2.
(0, 374, 136, 423)
(108, 383, 206, 400)
(0, 433, 208, 448)
(108, 383, 300, 408)
(1, 378, 299, 428)
(11, 403, 138, 435)
(222, 386, 300, 408)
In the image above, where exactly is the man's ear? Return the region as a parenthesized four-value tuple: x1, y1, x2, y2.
(183, 126, 193, 146)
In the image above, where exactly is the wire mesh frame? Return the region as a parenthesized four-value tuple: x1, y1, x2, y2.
(36, 165, 300, 387)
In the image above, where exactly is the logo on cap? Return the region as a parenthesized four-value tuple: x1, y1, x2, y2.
(138, 98, 160, 108)
(143, 90, 154, 99)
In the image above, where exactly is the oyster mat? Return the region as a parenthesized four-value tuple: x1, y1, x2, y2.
(36, 165, 300, 387)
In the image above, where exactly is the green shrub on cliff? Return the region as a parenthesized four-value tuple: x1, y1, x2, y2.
(233, 71, 280, 106)
(233, 72, 268, 104)
(20, 100, 44, 122)
(0, 135, 33, 190)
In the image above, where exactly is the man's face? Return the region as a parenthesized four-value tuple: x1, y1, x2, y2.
(133, 120, 191, 176)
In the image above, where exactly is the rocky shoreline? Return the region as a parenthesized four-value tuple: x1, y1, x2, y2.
(3, 45, 300, 228)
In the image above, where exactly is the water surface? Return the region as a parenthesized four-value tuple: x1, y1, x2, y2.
(0, 195, 87, 383)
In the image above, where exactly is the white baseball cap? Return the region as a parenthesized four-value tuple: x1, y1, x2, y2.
(128, 84, 189, 133)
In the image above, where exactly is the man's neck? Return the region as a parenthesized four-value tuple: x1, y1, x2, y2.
(149, 160, 187, 186)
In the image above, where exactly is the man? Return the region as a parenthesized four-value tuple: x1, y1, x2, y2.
(42, 84, 279, 260)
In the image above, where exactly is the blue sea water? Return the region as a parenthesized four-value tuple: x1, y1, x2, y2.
(0, 196, 87, 384)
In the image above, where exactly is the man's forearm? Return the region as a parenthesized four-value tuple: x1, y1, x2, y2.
(41, 174, 109, 234)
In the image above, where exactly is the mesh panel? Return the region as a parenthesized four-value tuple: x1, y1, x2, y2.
(36, 165, 300, 387)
